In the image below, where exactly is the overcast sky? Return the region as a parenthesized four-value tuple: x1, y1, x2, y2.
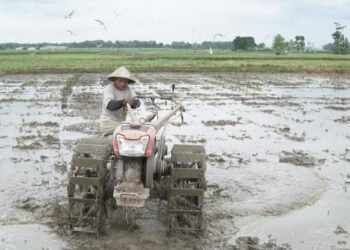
(1, 0, 349, 48)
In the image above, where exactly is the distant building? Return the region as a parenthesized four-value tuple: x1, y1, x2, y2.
(40, 46, 67, 51)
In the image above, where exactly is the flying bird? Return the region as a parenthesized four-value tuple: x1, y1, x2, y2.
(67, 30, 74, 35)
(113, 8, 128, 18)
(208, 47, 213, 55)
(94, 19, 107, 30)
(64, 10, 75, 19)
(334, 22, 347, 29)
(213, 33, 223, 42)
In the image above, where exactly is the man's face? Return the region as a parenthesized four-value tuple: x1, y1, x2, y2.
(113, 77, 129, 90)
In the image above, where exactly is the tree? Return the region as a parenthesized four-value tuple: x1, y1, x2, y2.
(257, 43, 266, 49)
(288, 39, 296, 51)
(332, 22, 349, 54)
(232, 36, 256, 50)
(272, 34, 288, 54)
(323, 43, 334, 51)
(295, 36, 305, 52)
(171, 41, 191, 49)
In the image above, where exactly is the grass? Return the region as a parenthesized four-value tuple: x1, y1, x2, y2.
(1, 48, 350, 74)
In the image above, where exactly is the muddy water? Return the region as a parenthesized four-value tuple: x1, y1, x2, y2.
(0, 72, 349, 249)
(0, 224, 66, 249)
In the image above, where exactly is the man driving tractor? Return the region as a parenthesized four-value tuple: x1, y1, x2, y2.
(99, 66, 140, 135)
(69, 66, 206, 236)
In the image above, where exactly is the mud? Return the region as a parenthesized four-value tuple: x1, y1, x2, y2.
(334, 116, 350, 124)
(0, 72, 350, 249)
(279, 150, 323, 167)
(230, 236, 292, 250)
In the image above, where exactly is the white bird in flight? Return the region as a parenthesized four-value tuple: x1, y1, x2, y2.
(67, 30, 74, 35)
(208, 47, 213, 55)
(64, 10, 75, 19)
(113, 8, 128, 18)
(94, 19, 107, 30)
(213, 33, 223, 42)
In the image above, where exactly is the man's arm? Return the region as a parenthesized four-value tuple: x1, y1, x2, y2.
(106, 100, 124, 111)
(106, 98, 140, 111)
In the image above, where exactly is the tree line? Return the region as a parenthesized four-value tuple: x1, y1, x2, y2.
(271, 23, 349, 55)
(0, 40, 233, 50)
(1, 23, 348, 54)
(233, 23, 349, 55)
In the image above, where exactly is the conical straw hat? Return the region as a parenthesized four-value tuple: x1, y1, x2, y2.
(107, 66, 138, 83)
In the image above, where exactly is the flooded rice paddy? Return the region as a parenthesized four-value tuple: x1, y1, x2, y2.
(0, 72, 349, 250)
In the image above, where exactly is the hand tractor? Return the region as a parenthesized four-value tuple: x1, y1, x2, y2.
(67, 87, 206, 236)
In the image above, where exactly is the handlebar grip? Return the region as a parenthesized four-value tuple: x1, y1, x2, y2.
(135, 95, 173, 101)
(159, 96, 173, 101)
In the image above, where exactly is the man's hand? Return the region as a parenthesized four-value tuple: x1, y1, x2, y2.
(123, 98, 141, 109)
(123, 98, 133, 106)
(131, 98, 141, 109)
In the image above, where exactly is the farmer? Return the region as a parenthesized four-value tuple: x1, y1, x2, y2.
(99, 66, 140, 135)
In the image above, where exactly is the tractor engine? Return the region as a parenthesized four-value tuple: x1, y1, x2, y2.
(112, 123, 157, 207)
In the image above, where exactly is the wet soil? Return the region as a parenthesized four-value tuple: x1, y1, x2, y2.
(0, 72, 350, 249)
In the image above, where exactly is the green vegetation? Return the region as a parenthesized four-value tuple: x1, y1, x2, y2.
(332, 23, 349, 55)
(0, 40, 233, 50)
(272, 34, 288, 54)
(1, 48, 350, 74)
(232, 36, 257, 51)
(294, 36, 306, 52)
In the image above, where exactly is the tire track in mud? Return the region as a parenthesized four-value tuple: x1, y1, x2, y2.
(205, 164, 328, 217)
(60, 74, 81, 110)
